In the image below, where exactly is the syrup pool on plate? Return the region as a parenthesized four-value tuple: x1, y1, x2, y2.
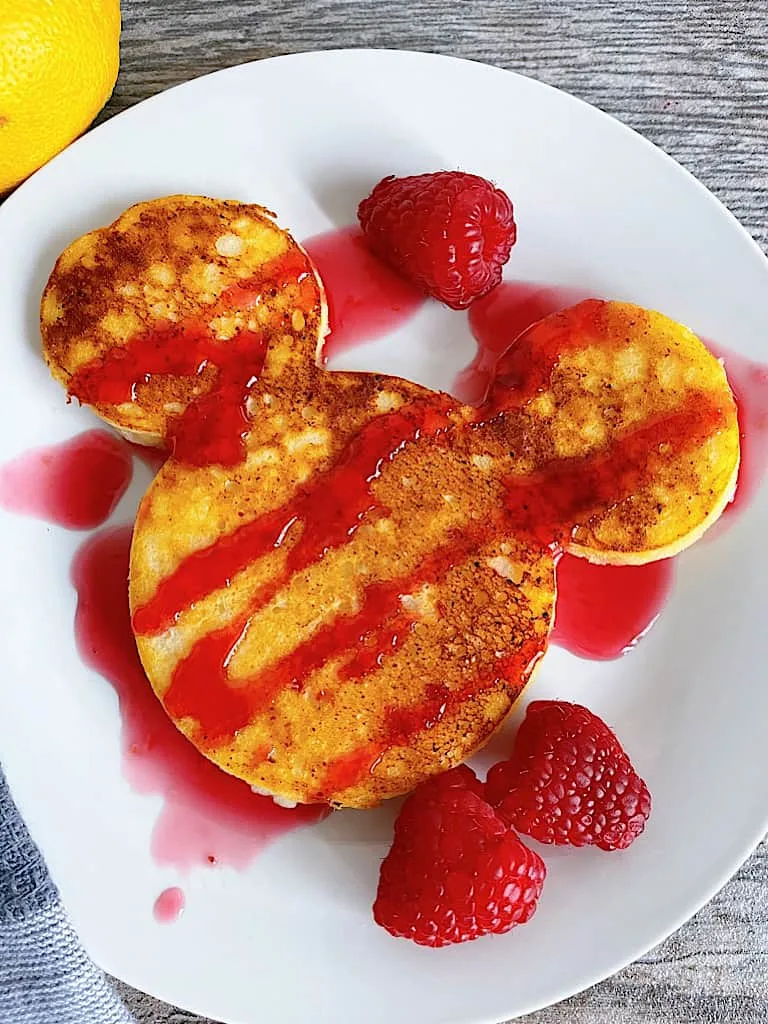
(303, 226, 426, 361)
(71, 526, 326, 882)
(153, 886, 185, 924)
(455, 281, 589, 404)
(0, 429, 132, 529)
(552, 555, 675, 660)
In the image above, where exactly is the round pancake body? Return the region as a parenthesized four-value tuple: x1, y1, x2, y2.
(130, 367, 556, 808)
(476, 299, 741, 563)
(41, 195, 327, 445)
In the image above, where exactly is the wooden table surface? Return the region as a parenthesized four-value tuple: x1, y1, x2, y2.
(95, 1, 768, 1021)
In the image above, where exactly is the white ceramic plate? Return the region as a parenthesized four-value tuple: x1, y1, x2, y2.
(1, 48, 767, 1024)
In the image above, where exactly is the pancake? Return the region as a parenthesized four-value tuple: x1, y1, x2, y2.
(473, 299, 740, 564)
(129, 366, 556, 808)
(40, 195, 327, 447)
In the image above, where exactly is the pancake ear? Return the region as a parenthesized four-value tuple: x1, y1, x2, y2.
(473, 299, 740, 565)
(41, 195, 327, 449)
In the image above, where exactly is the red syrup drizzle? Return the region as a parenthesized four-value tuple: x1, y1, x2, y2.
(134, 400, 453, 749)
(495, 387, 716, 659)
(320, 645, 544, 797)
(548, 339, 768, 656)
(66, 248, 317, 467)
(69, 322, 268, 468)
(133, 400, 451, 637)
(161, 522, 519, 773)
(0, 429, 132, 529)
(303, 226, 426, 362)
(129, 379, 546, 799)
(71, 526, 326, 879)
(153, 886, 185, 924)
(498, 395, 727, 541)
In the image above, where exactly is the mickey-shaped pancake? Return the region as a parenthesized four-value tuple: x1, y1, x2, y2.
(42, 196, 739, 808)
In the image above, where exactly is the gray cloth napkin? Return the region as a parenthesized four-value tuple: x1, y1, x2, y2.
(0, 765, 135, 1024)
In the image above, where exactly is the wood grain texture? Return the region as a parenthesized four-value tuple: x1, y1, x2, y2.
(97, 0, 768, 1021)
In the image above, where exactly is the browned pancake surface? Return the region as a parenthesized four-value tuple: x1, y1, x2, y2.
(472, 300, 740, 562)
(41, 195, 326, 444)
(130, 366, 555, 808)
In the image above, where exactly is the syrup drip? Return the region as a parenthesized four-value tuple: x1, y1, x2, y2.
(303, 226, 426, 362)
(153, 886, 185, 924)
(499, 394, 727, 546)
(218, 248, 318, 316)
(71, 526, 325, 872)
(318, 643, 544, 797)
(164, 525, 499, 752)
(512, 337, 763, 658)
(483, 298, 683, 414)
(319, 743, 385, 799)
(466, 289, 737, 661)
(69, 323, 268, 467)
(0, 429, 132, 529)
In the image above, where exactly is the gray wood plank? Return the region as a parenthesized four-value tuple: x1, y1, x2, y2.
(76, 0, 768, 1019)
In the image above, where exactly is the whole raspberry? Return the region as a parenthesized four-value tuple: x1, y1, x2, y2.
(486, 701, 651, 851)
(358, 171, 516, 310)
(373, 765, 545, 947)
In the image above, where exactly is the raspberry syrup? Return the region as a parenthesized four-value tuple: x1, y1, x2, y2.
(318, 652, 545, 797)
(552, 555, 675, 660)
(154, 511, 542, 801)
(71, 526, 326, 876)
(69, 322, 269, 468)
(303, 226, 426, 362)
(153, 886, 185, 924)
(134, 401, 454, 755)
(67, 248, 318, 467)
(0, 429, 133, 529)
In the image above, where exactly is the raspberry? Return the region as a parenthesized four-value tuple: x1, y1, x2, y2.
(373, 765, 545, 947)
(486, 701, 651, 851)
(358, 171, 516, 310)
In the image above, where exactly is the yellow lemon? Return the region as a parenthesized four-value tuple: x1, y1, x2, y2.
(0, 0, 121, 193)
